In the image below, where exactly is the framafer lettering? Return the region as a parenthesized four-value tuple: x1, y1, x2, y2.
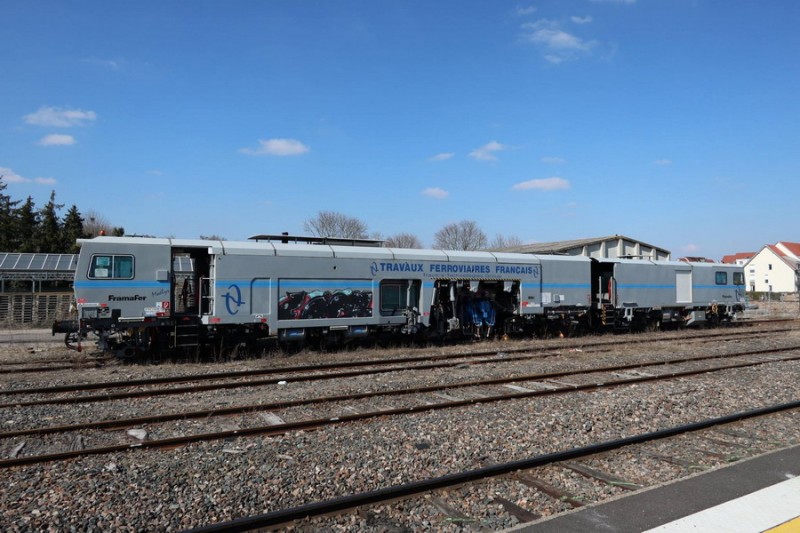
(109, 295, 146, 301)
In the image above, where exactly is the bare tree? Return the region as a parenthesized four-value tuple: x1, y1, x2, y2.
(489, 234, 524, 250)
(385, 232, 423, 249)
(83, 210, 124, 237)
(200, 234, 226, 241)
(433, 220, 487, 251)
(303, 211, 369, 239)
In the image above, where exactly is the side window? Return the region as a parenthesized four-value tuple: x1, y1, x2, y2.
(89, 255, 134, 279)
(733, 272, 744, 286)
(379, 280, 420, 315)
(380, 283, 403, 312)
(715, 271, 728, 285)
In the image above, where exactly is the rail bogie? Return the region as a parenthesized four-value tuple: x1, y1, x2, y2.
(64, 236, 746, 358)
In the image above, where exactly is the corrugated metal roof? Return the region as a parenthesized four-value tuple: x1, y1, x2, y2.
(493, 235, 669, 255)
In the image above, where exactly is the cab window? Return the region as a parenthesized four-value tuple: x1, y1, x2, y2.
(89, 255, 134, 279)
(733, 272, 745, 286)
(715, 272, 728, 285)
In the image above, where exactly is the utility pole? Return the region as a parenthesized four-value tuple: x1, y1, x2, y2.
(796, 266, 800, 315)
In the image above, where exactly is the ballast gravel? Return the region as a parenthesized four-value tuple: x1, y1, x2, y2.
(0, 326, 799, 531)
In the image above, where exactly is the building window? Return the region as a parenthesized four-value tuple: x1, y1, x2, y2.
(769, 264, 772, 270)
(88, 255, 134, 279)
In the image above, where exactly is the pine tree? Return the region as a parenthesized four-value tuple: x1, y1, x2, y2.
(61, 205, 84, 253)
(0, 176, 21, 250)
(15, 196, 39, 252)
(36, 190, 64, 253)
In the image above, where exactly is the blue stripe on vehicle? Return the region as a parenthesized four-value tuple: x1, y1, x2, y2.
(215, 280, 273, 288)
(617, 284, 675, 289)
(277, 280, 374, 289)
(74, 281, 167, 289)
(542, 283, 591, 289)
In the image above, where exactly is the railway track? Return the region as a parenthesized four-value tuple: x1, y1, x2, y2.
(186, 400, 800, 532)
(1, 324, 794, 402)
(2, 336, 798, 412)
(2, 320, 798, 531)
(0, 358, 110, 375)
(0, 318, 794, 376)
(2, 344, 798, 468)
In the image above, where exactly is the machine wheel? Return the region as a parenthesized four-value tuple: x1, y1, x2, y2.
(64, 331, 84, 351)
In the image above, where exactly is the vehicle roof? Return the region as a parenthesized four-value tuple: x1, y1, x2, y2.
(78, 236, 597, 265)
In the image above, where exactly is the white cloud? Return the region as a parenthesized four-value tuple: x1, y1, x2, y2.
(0, 167, 27, 183)
(541, 156, 567, 165)
(571, 16, 593, 24)
(517, 6, 537, 15)
(428, 152, 455, 162)
(469, 141, 506, 161)
(655, 159, 673, 166)
(529, 27, 592, 51)
(24, 106, 97, 127)
(422, 187, 449, 199)
(38, 134, 76, 146)
(239, 138, 310, 156)
(522, 19, 597, 63)
(512, 177, 570, 191)
(682, 244, 700, 253)
(0, 166, 56, 185)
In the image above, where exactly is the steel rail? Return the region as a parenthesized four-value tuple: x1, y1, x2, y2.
(0, 361, 107, 375)
(0, 355, 111, 368)
(2, 341, 799, 410)
(2, 350, 799, 469)
(184, 399, 800, 532)
(1, 346, 798, 439)
(1, 323, 791, 394)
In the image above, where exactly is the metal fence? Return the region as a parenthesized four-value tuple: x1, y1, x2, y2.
(0, 292, 73, 326)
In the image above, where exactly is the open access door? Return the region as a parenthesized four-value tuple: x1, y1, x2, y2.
(172, 247, 212, 317)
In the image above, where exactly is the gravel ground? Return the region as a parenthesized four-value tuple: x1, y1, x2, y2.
(0, 321, 799, 531)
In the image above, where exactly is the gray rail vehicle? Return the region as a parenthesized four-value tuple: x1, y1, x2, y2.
(57, 235, 745, 358)
(594, 259, 746, 330)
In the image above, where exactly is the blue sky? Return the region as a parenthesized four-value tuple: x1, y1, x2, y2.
(1, 1, 798, 260)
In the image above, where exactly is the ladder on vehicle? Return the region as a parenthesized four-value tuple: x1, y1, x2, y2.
(173, 324, 201, 348)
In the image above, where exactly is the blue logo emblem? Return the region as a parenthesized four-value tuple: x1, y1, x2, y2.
(222, 284, 245, 315)
(370, 261, 378, 277)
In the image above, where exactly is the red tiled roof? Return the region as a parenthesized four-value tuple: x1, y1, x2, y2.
(720, 252, 755, 264)
(768, 244, 788, 257)
(778, 242, 800, 257)
(680, 257, 715, 263)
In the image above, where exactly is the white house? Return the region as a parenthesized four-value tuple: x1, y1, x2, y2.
(741, 242, 800, 293)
